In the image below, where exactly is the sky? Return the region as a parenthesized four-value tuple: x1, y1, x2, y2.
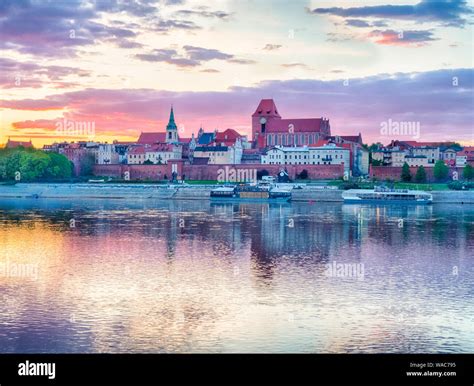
(0, 0, 473, 147)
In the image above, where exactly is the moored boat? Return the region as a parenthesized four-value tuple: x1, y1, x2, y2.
(342, 187, 432, 204)
(210, 183, 292, 202)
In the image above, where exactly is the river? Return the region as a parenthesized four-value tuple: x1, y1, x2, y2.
(0, 198, 473, 353)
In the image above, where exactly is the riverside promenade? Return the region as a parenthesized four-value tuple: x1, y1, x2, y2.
(1, 183, 474, 204)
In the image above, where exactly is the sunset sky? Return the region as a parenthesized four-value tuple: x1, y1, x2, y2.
(0, 0, 473, 147)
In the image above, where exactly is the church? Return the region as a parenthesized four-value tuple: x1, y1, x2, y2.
(251, 99, 331, 149)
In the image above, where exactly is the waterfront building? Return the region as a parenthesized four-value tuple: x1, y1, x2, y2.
(262, 143, 350, 173)
(127, 146, 146, 164)
(96, 143, 119, 165)
(127, 143, 182, 165)
(456, 147, 474, 167)
(193, 138, 243, 164)
(404, 155, 429, 168)
(328, 134, 369, 175)
(372, 149, 406, 167)
(251, 99, 331, 149)
(441, 147, 458, 166)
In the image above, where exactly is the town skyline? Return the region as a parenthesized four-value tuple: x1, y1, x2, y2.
(1, 0, 473, 147)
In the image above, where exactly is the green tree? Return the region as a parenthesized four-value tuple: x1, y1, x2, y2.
(298, 169, 309, 179)
(371, 159, 382, 166)
(401, 162, 411, 182)
(79, 153, 96, 176)
(0, 148, 73, 181)
(463, 164, 474, 181)
(433, 160, 449, 181)
(18, 151, 50, 180)
(45, 152, 73, 179)
(415, 165, 427, 183)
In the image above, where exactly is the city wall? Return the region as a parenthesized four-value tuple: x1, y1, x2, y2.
(93, 163, 345, 181)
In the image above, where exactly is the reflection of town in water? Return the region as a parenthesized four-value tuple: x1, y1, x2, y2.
(0, 199, 473, 353)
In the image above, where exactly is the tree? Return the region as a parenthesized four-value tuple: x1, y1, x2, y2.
(401, 162, 411, 182)
(371, 159, 382, 166)
(298, 169, 309, 180)
(0, 148, 72, 181)
(45, 153, 72, 179)
(415, 165, 427, 183)
(143, 159, 154, 165)
(433, 160, 449, 181)
(463, 164, 474, 181)
(79, 153, 96, 176)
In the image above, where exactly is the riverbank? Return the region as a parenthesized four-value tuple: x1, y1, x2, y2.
(1, 183, 474, 204)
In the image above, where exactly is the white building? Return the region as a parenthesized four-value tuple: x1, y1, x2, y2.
(193, 138, 243, 164)
(262, 143, 350, 172)
(411, 146, 439, 165)
(145, 144, 182, 164)
(126, 143, 182, 165)
(96, 143, 119, 165)
(404, 155, 429, 167)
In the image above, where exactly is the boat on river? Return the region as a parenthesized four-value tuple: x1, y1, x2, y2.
(342, 186, 432, 204)
(210, 182, 292, 202)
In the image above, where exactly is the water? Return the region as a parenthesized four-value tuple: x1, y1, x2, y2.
(0, 198, 473, 353)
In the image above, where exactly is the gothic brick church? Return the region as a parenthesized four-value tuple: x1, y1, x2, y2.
(251, 99, 331, 149)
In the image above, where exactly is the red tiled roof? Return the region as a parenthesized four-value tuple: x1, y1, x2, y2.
(137, 132, 166, 144)
(340, 135, 361, 143)
(252, 99, 281, 117)
(6, 139, 32, 148)
(148, 143, 175, 152)
(308, 139, 330, 147)
(129, 146, 146, 154)
(266, 118, 326, 133)
(214, 128, 244, 146)
(399, 141, 454, 148)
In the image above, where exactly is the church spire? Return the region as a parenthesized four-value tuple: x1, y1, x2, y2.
(166, 106, 177, 131)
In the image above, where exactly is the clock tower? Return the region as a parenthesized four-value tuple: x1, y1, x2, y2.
(251, 99, 281, 144)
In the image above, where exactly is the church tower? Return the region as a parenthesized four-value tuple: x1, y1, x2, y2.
(251, 99, 281, 144)
(166, 106, 178, 144)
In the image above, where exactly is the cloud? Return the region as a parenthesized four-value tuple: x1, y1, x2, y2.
(0, 58, 90, 89)
(369, 29, 438, 46)
(281, 63, 310, 69)
(175, 9, 230, 19)
(345, 19, 371, 28)
(135, 46, 254, 67)
(0, 0, 200, 58)
(4, 69, 473, 144)
(149, 19, 201, 32)
(310, 0, 473, 27)
(135, 49, 200, 67)
(263, 44, 282, 51)
(183, 45, 233, 61)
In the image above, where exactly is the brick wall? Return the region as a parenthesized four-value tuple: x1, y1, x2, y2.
(93, 163, 344, 181)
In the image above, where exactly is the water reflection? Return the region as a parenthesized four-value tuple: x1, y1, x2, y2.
(0, 198, 473, 353)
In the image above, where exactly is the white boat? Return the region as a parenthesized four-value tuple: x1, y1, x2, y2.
(342, 187, 432, 205)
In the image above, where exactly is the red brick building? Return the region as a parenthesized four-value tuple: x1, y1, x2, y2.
(251, 99, 331, 149)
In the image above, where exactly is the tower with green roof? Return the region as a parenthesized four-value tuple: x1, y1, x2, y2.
(166, 106, 178, 144)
